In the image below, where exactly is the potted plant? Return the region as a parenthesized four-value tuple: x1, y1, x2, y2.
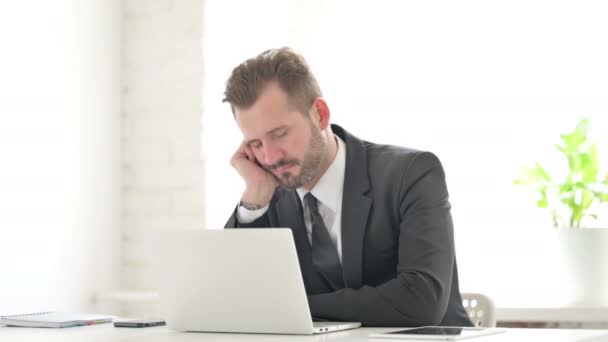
(514, 117, 608, 306)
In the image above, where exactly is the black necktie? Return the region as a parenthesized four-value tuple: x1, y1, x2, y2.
(304, 193, 344, 290)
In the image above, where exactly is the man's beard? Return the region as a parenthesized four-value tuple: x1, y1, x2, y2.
(263, 124, 326, 190)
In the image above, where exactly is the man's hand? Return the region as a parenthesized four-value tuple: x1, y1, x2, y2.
(230, 141, 279, 208)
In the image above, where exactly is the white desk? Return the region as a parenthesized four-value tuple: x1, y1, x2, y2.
(96, 291, 608, 327)
(497, 307, 608, 323)
(1, 325, 607, 342)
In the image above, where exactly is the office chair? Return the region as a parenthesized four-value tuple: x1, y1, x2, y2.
(461, 292, 496, 327)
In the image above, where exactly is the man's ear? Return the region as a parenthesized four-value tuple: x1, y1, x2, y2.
(312, 98, 331, 129)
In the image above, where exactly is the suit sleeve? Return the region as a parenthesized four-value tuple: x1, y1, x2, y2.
(308, 152, 456, 326)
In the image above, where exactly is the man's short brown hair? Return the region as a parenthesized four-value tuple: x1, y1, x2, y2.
(223, 47, 322, 115)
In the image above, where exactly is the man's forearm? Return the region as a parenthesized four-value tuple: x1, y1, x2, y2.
(308, 274, 449, 327)
(225, 204, 271, 229)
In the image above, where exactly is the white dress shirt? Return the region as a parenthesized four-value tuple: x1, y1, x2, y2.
(236, 135, 347, 263)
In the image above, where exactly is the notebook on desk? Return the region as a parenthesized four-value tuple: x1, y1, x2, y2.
(0, 312, 113, 328)
(149, 228, 361, 335)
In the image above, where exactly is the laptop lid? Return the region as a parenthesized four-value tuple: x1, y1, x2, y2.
(150, 228, 316, 334)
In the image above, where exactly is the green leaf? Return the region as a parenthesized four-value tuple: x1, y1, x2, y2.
(536, 199, 549, 208)
(514, 164, 550, 188)
(516, 117, 606, 226)
(576, 117, 591, 134)
(582, 144, 600, 183)
(534, 162, 551, 182)
(566, 154, 578, 173)
(561, 132, 585, 153)
(558, 182, 574, 194)
(560, 195, 574, 207)
(581, 189, 594, 211)
(559, 118, 590, 155)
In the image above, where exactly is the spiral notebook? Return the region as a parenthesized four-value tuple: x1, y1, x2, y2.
(0, 312, 113, 328)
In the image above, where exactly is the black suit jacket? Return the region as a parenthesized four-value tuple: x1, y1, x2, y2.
(225, 124, 473, 327)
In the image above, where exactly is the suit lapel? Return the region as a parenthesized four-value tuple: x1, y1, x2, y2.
(333, 125, 372, 290)
(274, 125, 372, 292)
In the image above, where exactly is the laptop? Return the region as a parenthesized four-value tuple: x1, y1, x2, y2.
(149, 228, 361, 335)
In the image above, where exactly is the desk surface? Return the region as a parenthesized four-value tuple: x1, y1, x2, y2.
(98, 291, 608, 324)
(496, 307, 608, 323)
(1, 324, 607, 342)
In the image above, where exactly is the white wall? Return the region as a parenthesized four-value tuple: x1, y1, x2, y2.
(121, 0, 205, 315)
(290, 1, 608, 308)
(202, 0, 289, 230)
(0, 1, 121, 314)
(202, 0, 608, 308)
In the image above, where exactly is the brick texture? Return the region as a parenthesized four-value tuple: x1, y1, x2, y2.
(122, 0, 205, 310)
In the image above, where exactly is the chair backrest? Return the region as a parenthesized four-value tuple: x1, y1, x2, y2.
(461, 292, 496, 327)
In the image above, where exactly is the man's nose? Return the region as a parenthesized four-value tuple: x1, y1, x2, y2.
(261, 143, 283, 167)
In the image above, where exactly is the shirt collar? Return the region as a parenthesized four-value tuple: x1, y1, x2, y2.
(297, 135, 346, 212)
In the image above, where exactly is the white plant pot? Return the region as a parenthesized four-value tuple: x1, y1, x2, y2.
(557, 228, 608, 306)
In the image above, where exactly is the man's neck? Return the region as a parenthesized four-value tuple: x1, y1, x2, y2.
(302, 130, 338, 191)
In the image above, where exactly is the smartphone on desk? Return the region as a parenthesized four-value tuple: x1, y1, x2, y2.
(113, 319, 166, 328)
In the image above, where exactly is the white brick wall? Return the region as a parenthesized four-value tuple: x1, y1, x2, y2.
(1, 0, 122, 315)
(121, 0, 205, 315)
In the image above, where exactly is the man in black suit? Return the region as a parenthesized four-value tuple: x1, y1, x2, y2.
(223, 47, 473, 327)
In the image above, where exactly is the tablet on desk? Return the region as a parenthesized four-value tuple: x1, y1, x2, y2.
(369, 326, 506, 340)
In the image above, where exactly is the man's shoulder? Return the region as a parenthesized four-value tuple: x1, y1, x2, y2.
(334, 123, 444, 182)
(363, 140, 442, 169)
(364, 140, 420, 158)
(334, 124, 441, 166)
